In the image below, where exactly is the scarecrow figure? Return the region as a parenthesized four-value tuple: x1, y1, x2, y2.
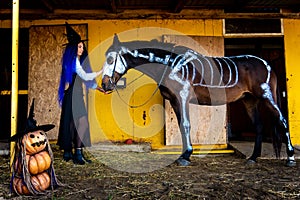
(10, 99, 62, 195)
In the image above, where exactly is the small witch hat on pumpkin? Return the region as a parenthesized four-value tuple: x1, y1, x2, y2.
(63, 22, 88, 46)
(10, 99, 54, 141)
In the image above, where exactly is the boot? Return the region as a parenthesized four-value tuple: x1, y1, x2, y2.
(73, 148, 85, 165)
(63, 150, 73, 162)
(81, 149, 92, 164)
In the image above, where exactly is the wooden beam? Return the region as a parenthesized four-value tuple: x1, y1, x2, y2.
(172, 0, 186, 13)
(11, 0, 19, 170)
(41, 0, 54, 13)
(1, 9, 300, 20)
(110, 0, 117, 13)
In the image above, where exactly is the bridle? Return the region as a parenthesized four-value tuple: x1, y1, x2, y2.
(106, 47, 173, 108)
(108, 51, 127, 89)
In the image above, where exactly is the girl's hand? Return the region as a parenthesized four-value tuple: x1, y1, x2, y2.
(96, 86, 105, 93)
(96, 69, 103, 77)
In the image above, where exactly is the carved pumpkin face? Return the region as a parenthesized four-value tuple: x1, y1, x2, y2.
(22, 130, 47, 155)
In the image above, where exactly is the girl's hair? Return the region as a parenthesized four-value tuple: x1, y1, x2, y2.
(58, 42, 95, 105)
(58, 43, 77, 105)
(58, 42, 95, 106)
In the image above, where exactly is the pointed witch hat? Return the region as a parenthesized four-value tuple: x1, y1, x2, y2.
(10, 99, 55, 141)
(63, 22, 88, 46)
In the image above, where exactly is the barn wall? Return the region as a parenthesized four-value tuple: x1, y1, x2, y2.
(0, 18, 224, 149)
(87, 19, 223, 149)
(2, 17, 300, 148)
(283, 19, 300, 147)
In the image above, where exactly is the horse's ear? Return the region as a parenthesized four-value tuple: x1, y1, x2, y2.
(113, 33, 120, 47)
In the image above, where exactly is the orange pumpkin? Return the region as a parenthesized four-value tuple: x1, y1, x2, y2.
(13, 177, 30, 195)
(13, 172, 51, 195)
(28, 151, 51, 175)
(22, 130, 47, 155)
(31, 172, 51, 192)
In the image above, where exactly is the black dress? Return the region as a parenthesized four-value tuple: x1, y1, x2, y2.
(57, 73, 91, 151)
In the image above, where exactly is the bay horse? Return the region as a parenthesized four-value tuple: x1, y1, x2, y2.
(101, 34, 296, 167)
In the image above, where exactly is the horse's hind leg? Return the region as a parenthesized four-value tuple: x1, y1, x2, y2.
(241, 97, 264, 163)
(261, 83, 296, 166)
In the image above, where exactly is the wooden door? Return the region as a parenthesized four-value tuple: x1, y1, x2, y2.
(28, 24, 87, 140)
(163, 35, 227, 145)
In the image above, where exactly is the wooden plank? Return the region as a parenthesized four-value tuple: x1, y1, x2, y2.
(2, 9, 300, 20)
(28, 24, 87, 140)
(10, 0, 19, 171)
(172, 0, 186, 13)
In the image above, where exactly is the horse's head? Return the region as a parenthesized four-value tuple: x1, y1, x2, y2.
(101, 34, 127, 92)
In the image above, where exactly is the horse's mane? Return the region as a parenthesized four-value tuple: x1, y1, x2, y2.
(106, 39, 179, 55)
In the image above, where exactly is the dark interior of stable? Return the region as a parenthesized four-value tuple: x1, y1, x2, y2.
(225, 37, 287, 142)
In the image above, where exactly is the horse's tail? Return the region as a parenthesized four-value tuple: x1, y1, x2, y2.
(272, 81, 283, 158)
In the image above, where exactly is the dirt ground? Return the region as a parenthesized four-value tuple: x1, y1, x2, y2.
(1, 144, 300, 200)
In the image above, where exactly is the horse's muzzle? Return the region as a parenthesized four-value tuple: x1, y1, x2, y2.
(101, 81, 114, 92)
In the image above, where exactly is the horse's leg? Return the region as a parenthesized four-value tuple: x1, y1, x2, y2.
(241, 98, 264, 163)
(260, 83, 296, 166)
(169, 87, 193, 166)
(168, 66, 193, 166)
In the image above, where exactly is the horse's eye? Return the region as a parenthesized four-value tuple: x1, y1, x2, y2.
(107, 56, 114, 65)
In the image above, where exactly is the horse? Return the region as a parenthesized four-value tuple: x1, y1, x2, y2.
(100, 34, 296, 167)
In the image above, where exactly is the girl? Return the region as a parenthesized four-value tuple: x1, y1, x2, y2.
(57, 23, 102, 165)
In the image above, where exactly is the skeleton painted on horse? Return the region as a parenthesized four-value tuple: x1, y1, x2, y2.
(101, 34, 296, 167)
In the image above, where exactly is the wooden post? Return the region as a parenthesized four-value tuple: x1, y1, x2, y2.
(10, 0, 19, 167)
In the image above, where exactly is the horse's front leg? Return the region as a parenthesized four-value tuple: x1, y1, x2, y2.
(176, 83, 193, 166)
(168, 66, 193, 166)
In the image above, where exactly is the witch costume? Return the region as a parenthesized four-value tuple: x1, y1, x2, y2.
(57, 22, 101, 165)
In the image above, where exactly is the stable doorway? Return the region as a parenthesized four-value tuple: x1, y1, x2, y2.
(225, 37, 288, 142)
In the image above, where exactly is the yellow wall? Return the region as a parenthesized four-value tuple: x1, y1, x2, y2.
(0, 19, 223, 149)
(283, 19, 300, 146)
(86, 19, 223, 149)
(4, 18, 299, 148)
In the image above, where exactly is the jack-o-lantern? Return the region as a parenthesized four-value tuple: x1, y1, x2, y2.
(22, 131, 47, 155)
(13, 172, 51, 195)
(10, 99, 62, 196)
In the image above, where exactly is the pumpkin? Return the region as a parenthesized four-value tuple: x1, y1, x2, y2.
(22, 130, 47, 155)
(13, 157, 23, 175)
(13, 172, 51, 195)
(13, 177, 30, 195)
(28, 151, 51, 175)
(31, 172, 51, 192)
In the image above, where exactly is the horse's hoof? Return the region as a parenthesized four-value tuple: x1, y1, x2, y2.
(176, 158, 191, 166)
(286, 160, 296, 167)
(246, 159, 257, 164)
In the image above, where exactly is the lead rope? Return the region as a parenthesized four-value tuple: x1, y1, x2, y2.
(115, 64, 169, 108)
(115, 51, 173, 109)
